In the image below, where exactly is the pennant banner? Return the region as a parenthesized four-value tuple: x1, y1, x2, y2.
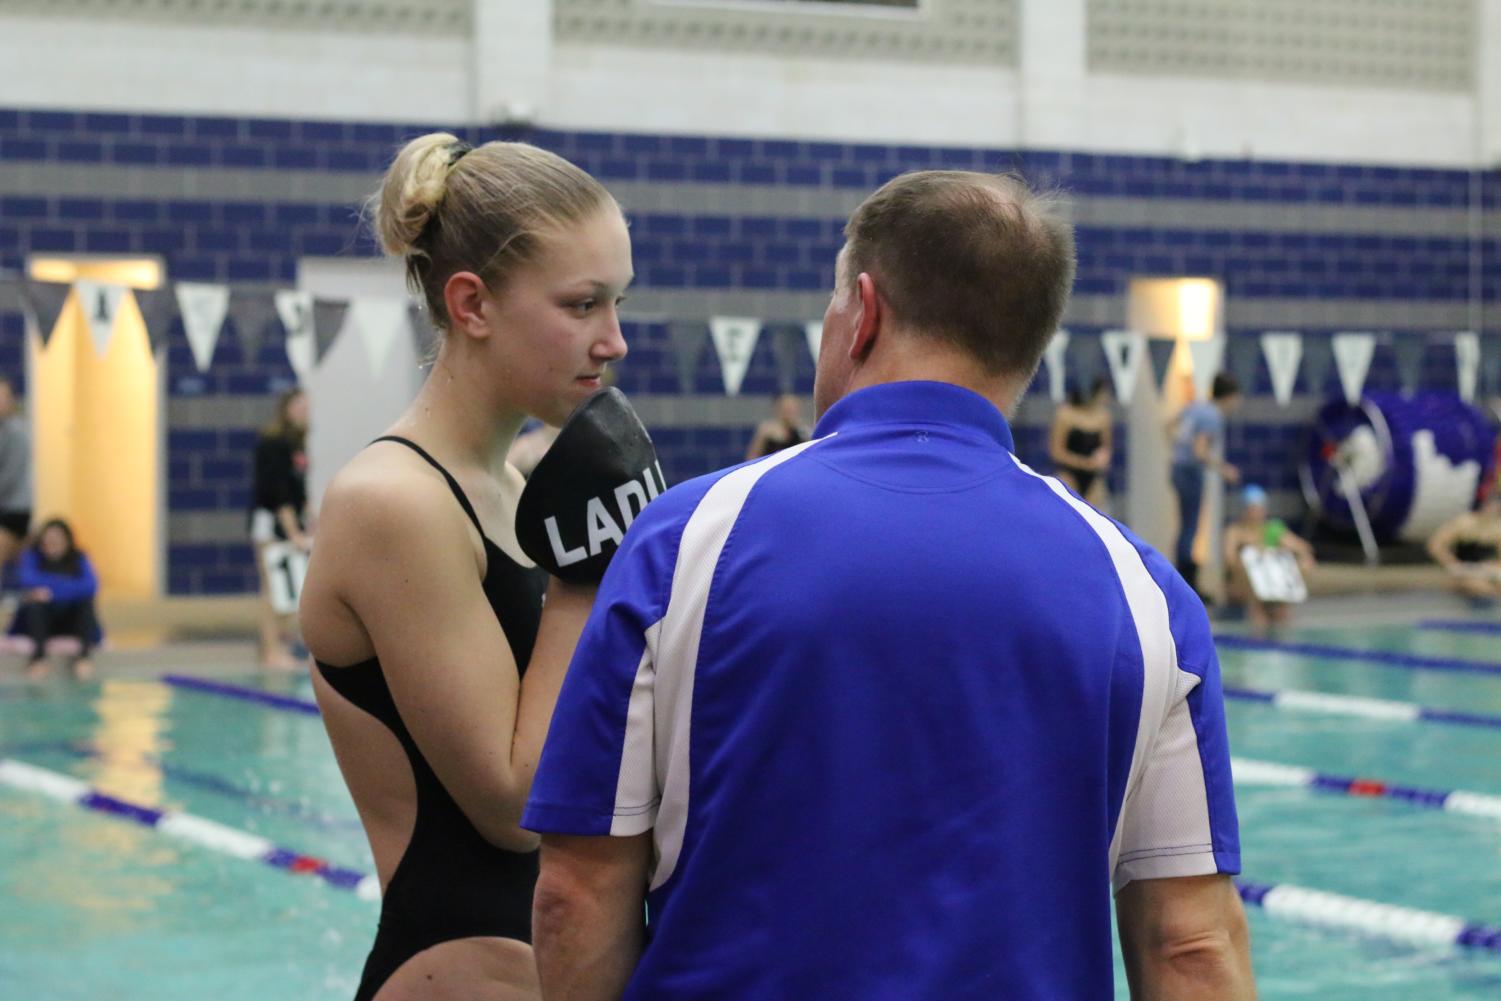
(1187, 336, 1225, 401)
(804, 321, 823, 366)
(1043, 329, 1069, 403)
(668, 321, 706, 394)
(227, 289, 280, 366)
(1146, 337, 1176, 395)
(769, 324, 806, 393)
(1391, 331, 1428, 396)
(1301, 334, 1334, 399)
(20, 280, 71, 347)
(73, 280, 126, 359)
(1332, 332, 1376, 406)
(1260, 332, 1303, 407)
(312, 298, 349, 364)
(0, 273, 22, 315)
(133, 286, 178, 354)
(347, 297, 410, 382)
(1454, 331, 1479, 404)
(176, 282, 230, 373)
(275, 290, 316, 382)
(1225, 332, 1262, 394)
(1100, 330, 1146, 405)
(709, 316, 761, 396)
(1065, 331, 1105, 393)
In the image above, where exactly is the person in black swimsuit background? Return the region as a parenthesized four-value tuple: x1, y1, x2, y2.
(1048, 375, 1113, 507)
(298, 133, 634, 1001)
(249, 387, 311, 670)
(745, 392, 810, 459)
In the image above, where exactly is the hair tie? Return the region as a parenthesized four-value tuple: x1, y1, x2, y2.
(447, 142, 473, 167)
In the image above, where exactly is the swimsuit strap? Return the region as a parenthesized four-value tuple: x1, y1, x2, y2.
(371, 435, 487, 542)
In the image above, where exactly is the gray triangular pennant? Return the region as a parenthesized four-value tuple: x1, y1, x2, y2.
(74, 280, 127, 359)
(1480, 335, 1501, 399)
(227, 289, 279, 365)
(669, 321, 707, 394)
(132, 286, 178, 354)
(1301, 334, 1334, 398)
(1225, 333, 1262, 393)
(312, 298, 350, 364)
(20, 280, 72, 347)
(1065, 331, 1104, 397)
(1146, 338, 1176, 394)
(769, 324, 805, 393)
(0, 272, 23, 314)
(1390, 332, 1427, 396)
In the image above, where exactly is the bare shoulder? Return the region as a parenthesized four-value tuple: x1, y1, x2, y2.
(314, 446, 479, 574)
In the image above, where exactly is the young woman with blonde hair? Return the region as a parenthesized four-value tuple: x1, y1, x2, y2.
(299, 133, 638, 1001)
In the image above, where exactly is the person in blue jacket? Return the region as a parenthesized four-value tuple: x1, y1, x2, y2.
(14, 518, 101, 680)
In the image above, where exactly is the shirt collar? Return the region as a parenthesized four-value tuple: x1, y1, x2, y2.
(813, 380, 1015, 452)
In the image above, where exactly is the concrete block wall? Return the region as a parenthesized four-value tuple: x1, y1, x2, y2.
(0, 107, 1496, 593)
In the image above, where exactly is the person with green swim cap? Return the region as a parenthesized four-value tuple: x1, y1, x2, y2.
(1223, 483, 1316, 634)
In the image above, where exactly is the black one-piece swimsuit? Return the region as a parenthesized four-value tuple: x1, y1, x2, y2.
(315, 436, 548, 1001)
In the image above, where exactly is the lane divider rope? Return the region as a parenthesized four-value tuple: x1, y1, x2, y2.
(1417, 620, 1501, 636)
(1223, 686, 1501, 730)
(0, 758, 379, 900)
(1214, 635, 1501, 675)
(1232, 758, 1501, 820)
(1234, 880, 1501, 953)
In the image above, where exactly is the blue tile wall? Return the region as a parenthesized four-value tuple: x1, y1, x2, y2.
(1, 107, 1496, 593)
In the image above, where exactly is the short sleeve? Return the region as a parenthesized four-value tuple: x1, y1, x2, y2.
(521, 494, 686, 838)
(1113, 586, 1241, 892)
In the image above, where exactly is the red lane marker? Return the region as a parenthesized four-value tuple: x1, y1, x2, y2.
(288, 855, 325, 874)
(1348, 779, 1387, 797)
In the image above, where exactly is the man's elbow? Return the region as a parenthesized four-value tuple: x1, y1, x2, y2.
(1152, 907, 1253, 997)
(533, 863, 598, 943)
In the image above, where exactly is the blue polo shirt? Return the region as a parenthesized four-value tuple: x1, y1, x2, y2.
(524, 381, 1239, 1001)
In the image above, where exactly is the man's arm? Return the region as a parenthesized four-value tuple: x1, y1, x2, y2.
(1116, 874, 1255, 1001)
(534, 832, 653, 1001)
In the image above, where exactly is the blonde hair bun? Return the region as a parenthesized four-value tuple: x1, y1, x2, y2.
(374, 132, 463, 257)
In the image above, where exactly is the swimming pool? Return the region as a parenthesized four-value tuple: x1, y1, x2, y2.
(4, 616, 1501, 999)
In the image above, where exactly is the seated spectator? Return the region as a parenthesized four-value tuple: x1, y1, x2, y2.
(1427, 486, 1501, 606)
(1223, 485, 1315, 635)
(11, 518, 102, 680)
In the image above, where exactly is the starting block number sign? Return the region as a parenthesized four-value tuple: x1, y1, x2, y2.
(1240, 546, 1308, 604)
(262, 542, 309, 615)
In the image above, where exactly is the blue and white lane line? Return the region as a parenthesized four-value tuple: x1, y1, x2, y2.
(1223, 686, 1501, 730)
(7, 756, 1501, 956)
(162, 674, 321, 715)
(0, 758, 379, 900)
(1232, 758, 1501, 820)
(1234, 880, 1501, 952)
(1418, 620, 1501, 636)
(1214, 635, 1501, 676)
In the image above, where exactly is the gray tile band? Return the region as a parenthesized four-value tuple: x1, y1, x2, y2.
(169, 511, 250, 545)
(1, 161, 1495, 240)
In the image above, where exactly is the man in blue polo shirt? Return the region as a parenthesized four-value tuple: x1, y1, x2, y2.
(523, 171, 1254, 1000)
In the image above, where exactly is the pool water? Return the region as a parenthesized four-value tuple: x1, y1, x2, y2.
(3, 618, 1501, 999)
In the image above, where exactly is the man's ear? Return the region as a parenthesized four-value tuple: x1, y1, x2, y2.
(850, 272, 881, 361)
(444, 271, 491, 340)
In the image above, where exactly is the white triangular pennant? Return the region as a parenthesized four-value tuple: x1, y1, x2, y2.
(1043, 329, 1069, 403)
(175, 282, 230, 373)
(1187, 336, 1225, 401)
(74, 280, 126, 359)
(1260, 332, 1303, 407)
(709, 316, 761, 396)
(804, 321, 823, 365)
(1454, 331, 1480, 404)
(347, 297, 410, 382)
(1332, 332, 1376, 405)
(1100, 330, 1146, 405)
(276, 290, 316, 383)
